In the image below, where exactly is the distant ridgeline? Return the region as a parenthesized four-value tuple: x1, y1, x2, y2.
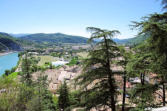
(113, 34, 149, 46)
(0, 32, 149, 52)
(0, 32, 23, 52)
(18, 33, 89, 44)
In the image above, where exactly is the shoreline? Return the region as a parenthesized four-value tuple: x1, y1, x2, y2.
(0, 51, 17, 57)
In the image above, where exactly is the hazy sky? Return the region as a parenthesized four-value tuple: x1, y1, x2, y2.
(0, 0, 162, 39)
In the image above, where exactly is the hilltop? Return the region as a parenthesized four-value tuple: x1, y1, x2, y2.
(18, 33, 89, 44)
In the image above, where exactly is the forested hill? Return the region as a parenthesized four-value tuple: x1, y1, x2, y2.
(19, 33, 89, 44)
(0, 32, 22, 51)
(113, 34, 149, 46)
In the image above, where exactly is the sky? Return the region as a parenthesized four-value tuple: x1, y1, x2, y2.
(0, 0, 163, 39)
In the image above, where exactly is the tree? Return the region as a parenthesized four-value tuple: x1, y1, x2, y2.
(16, 53, 34, 111)
(126, 43, 157, 110)
(161, 0, 167, 10)
(5, 70, 10, 76)
(21, 53, 33, 86)
(75, 27, 120, 111)
(133, 12, 167, 106)
(58, 80, 70, 111)
(118, 46, 132, 111)
(27, 73, 57, 111)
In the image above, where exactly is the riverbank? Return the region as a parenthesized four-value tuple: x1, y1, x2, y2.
(0, 51, 17, 57)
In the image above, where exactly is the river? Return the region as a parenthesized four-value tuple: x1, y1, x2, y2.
(0, 52, 19, 75)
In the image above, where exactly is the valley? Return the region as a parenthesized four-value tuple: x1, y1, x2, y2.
(0, 0, 167, 111)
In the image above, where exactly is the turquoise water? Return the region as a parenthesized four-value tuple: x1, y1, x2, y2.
(0, 53, 19, 75)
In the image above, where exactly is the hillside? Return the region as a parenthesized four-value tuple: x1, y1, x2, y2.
(10, 33, 31, 38)
(114, 34, 149, 46)
(20, 33, 89, 44)
(95, 35, 149, 46)
(0, 32, 22, 52)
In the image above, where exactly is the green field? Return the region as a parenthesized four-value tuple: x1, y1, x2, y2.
(37, 56, 58, 66)
(77, 52, 88, 58)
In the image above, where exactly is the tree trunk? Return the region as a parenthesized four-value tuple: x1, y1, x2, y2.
(163, 82, 166, 106)
(108, 66, 116, 111)
(140, 73, 145, 85)
(140, 73, 145, 107)
(122, 72, 126, 111)
(104, 36, 116, 111)
(111, 95, 116, 111)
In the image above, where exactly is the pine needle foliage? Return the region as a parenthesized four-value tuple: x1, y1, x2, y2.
(161, 0, 167, 10)
(21, 53, 33, 86)
(132, 12, 167, 106)
(75, 27, 120, 111)
(58, 80, 70, 111)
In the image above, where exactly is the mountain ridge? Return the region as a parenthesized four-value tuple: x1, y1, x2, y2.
(0, 32, 149, 51)
(0, 32, 23, 52)
(19, 33, 89, 44)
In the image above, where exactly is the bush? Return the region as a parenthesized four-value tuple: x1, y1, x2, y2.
(5, 70, 10, 76)
(67, 57, 78, 66)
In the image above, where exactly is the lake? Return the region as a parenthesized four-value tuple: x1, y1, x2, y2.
(0, 52, 19, 75)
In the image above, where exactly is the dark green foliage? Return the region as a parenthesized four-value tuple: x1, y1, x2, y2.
(15, 54, 57, 111)
(75, 27, 120, 111)
(69, 90, 81, 106)
(58, 80, 70, 111)
(16, 53, 34, 111)
(67, 57, 78, 66)
(129, 84, 158, 111)
(27, 73, 57, 111)
(118, 46, 133, 111)
(21, 54, 33, 86)
(161, 0, 167, 10)
(126, 43, 157, 109)
(5, 70, 10, 76)
(128, 12, 167, 109)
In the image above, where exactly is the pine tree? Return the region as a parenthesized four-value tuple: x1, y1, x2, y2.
(16, 53, 34, 111)
(21, 53, 33, 86)
(161, 0, 167, 10)
(58, 80, 70, 111)
(75, 27, 120, 111)
(118, 46, 132, 111)
(22, 68, 57, 111)
(38, 74, 57, 111)
(126, 42, 158, 110)
(133, 12, 167, 106)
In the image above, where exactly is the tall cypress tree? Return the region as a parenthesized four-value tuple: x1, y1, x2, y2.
(75, 27, 120, 111)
